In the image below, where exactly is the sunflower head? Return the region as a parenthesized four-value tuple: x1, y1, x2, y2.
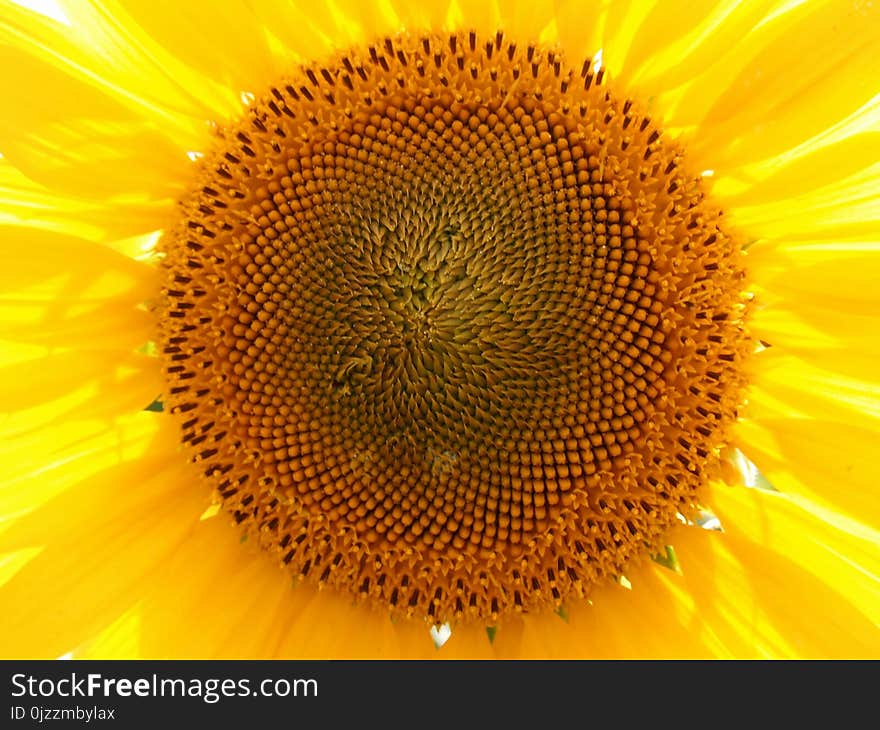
(1, 0, 878, 658)
(156, 28, 752, 624)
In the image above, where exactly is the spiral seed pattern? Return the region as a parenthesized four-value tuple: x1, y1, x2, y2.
(159, 31, 750, 623)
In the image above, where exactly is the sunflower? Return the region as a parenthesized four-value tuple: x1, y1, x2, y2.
(1, 0, 878, 660)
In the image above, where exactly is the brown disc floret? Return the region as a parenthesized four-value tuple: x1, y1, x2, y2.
(159, 31, 750, 624)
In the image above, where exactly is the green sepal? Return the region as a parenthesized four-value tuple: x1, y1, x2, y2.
(652, 545, 682, 574)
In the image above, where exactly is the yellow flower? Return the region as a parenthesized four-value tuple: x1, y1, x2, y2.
(1, 0, 878, 658)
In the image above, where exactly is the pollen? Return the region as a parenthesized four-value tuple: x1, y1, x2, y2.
(158, 31, 750, 624)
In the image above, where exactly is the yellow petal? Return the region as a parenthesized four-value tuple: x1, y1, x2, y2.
(75, 607, 143, 658)
(495, 500, 880, 659)
(749, 308, 879, 386)
(503, 0, 558, 42)
(112, 0, 281, 98)
(489, 549, 731, 658)
(747, 239, 880, 311)
(551, 0, 605, 64)
(112, 510, 490, 658)
(0, 422, 207, 659)
(0, 45, 193, 201)
(722, 134, 880, 209)
(744, 237, 880, 383)
(0, 226, 161, 439)
(687, 0, 880, 168)
(2, 0, 237, 129)
(736, 410, 880, 529)
(0, 225, 157, 311)
(708, 484, 879, 647)
(620, 0, 746, 88)
(0, 346, 160, 416)
(596, 0, 654, 80)
(249, 0, 384, 64)
(0, 158, 169, 242)
(1, 412, 162, 530)
(625, 0, 778, 101)
(668, 518, 878, 657)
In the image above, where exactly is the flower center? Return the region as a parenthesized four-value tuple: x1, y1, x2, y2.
(159, 31, 749, 623)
